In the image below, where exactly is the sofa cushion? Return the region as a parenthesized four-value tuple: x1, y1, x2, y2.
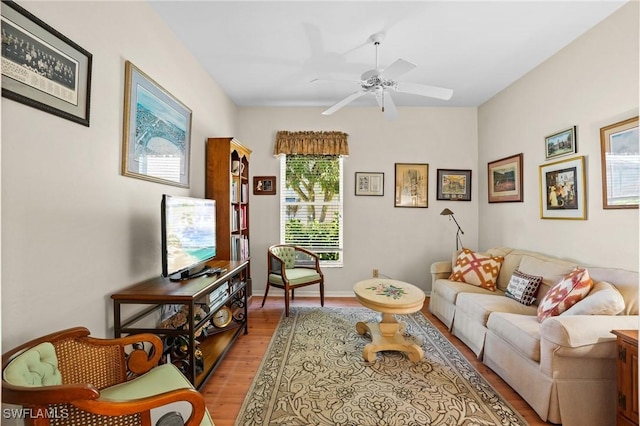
(487, 312, 541, 362)
(517, 255, 578, 304)
(449, 248, 504, 291)
(456, 293, 537, 326)
(505, 269, 543, 306)
(561, 281, 625, 316)
(537, 268, 594, 322)
(586, 267, 638, 315)
(432, 279, 499, 305)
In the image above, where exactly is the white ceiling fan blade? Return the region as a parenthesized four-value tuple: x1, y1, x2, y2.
(374, 90, 398, 120)
(379, 58, 416, 80)
(322, 90, 368, 115)
(394, 82, 453, 100)
(311, 77, 360, 85)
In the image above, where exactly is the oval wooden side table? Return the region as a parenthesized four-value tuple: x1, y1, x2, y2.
(353, 278, 425, 362)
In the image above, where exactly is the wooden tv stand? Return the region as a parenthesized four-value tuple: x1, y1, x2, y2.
(112, 259, 249, 389)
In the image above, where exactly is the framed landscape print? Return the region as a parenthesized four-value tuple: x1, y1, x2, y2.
(600, 116, 639, 209)
(487, 154, 523, 203)
(545, 126, 577, 160)
(394, 163, 428, 208)
(355, 172, 384, 196)
(437, 169, 471, 201)
(1, 0, 92, 126)
(122, 61, 192, 188)
(539, 156, 586, 220)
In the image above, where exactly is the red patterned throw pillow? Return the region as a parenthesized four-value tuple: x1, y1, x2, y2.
(537, 268, 594, 322)
(449, 248, 504, 291)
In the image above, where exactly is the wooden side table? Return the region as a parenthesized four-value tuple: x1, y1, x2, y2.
(612, 330, 639, 426)
(353, 279, 425, 362)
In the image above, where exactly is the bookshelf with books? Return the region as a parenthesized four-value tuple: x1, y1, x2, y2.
(205, 137, 252, 296)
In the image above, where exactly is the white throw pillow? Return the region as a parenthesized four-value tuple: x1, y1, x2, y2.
(561, 281, 625, 316)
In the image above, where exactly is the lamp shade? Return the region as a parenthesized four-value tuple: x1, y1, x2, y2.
(440, 208, 454, 216)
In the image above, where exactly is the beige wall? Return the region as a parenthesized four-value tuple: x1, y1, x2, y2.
(238, 106, 478, 297)
(478, 1, 639, 271)
(1, 1, 238, 349)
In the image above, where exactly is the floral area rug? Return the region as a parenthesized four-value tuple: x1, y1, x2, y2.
(234, 307, 528, 426)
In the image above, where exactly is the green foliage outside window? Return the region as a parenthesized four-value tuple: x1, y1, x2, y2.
(284, 155, 341, 262)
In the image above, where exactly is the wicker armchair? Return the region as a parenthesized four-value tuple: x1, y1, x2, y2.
(2, 327, 213, 426)
(262, 244, 325, 317)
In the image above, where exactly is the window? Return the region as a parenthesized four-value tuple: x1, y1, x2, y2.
(280, 155, 343, 266)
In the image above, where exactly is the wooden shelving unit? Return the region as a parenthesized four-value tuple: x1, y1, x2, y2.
(112, 259, 249, 389)
(206, 137, 252, 296)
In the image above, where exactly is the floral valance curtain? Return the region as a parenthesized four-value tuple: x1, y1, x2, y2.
(273, 131, 349, 157)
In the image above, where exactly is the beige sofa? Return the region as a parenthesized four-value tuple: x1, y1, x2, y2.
(429, 247, 638, 426)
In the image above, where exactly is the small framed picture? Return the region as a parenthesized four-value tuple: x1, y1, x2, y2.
(355, 172, 384, 196)
(253, 176, 276, 195)
(600, 116, 639, 209)
(545, 126, 577, 160)
(488, 154, 523, 203)
(539, 156, 586, 220)
(395, 163, 428, 208)
(437, 169, 471, 201)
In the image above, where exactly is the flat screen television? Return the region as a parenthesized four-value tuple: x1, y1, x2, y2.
(161, 194, 217, 281)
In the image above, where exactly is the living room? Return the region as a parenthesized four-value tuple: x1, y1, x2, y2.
(1, 1, 638, 422)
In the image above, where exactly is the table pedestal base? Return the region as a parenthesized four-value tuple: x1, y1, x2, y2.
(356, 313, 424, 362)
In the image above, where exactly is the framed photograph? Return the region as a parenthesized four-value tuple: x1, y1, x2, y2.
(355, 172, 384, 196)
(253, 176, 276, 195)
(437, 169, 471, 201)
(600, 116, 639, 209)
(394, 163, 428, 208)
(488, 154, 523, 203)
(122, 61, 192, 188)
(539, 156, 586, 220)
(1, 0, 92, 126)
(545, 126, 577, 160)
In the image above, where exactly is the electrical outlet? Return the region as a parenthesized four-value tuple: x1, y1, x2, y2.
(372, 268, 379, 278)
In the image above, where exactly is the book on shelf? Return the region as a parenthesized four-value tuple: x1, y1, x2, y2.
(231, 235, 249, 260)
(231, 180, 238, 203)
(241, 183, 248, 203)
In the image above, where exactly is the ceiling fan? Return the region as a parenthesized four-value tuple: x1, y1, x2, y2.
(312, 32, 453, 120)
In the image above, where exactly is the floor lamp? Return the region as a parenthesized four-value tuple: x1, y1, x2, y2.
(440, 208, 464, 250)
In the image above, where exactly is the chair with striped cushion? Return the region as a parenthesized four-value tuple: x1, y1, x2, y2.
(262, 245, 324, 317)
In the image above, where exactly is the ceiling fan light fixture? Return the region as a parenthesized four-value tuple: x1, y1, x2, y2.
(317, 31, 453, 118)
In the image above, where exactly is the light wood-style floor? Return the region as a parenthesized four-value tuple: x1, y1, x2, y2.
(201, 296, 554, 426)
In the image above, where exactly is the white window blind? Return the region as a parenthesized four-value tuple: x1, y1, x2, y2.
(280, 155, 343, 267)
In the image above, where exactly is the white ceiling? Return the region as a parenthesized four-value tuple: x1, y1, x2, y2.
(149, 1, 627, 109)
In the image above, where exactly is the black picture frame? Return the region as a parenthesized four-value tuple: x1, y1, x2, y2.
(1, 0, 92, 126)
(436, 169, 472, 201)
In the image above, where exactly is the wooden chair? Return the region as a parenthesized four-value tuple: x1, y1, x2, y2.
(262, 244, 325, 317)
(2, 327, 214, 426)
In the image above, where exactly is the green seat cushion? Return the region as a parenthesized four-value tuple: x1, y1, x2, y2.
(99, 363, 214, 426)
(3, 342, 62, 387)
(269, 268, 321, 286)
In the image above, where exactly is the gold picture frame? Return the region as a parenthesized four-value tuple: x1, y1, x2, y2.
(539, 156, 586, 220)
(394, 163, 428, 208)
(122, 61, 192, 188)
(600, 116, 639, 209)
